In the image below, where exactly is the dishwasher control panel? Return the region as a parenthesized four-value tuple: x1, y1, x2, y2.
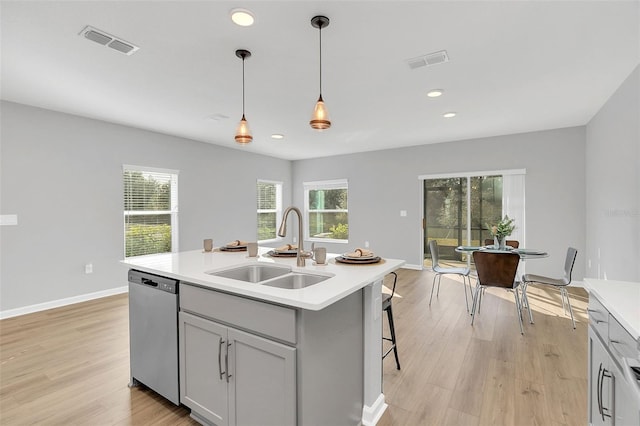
(128, 270, 178, 294)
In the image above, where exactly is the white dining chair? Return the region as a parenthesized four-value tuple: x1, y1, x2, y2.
(521, 247, 578, 329)
(429, 240, 472, 312)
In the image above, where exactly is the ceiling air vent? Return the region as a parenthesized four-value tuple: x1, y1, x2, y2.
(406, 50, 449, 70)
(79, 26, 139, 56)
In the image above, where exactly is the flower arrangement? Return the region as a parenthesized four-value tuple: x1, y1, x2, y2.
(486, 215, 516, 239)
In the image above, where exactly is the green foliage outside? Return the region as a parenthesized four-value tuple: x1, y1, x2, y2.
(308, 187, 349, 240)
(125, 224, 171, 257)
(329, 223, 349, 239)
(257, 212, 276, 241)
(425, 176, 503, 257)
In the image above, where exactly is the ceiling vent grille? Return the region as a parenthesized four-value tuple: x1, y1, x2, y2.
(79, 26, 139, 56)
(406, 50, 449, 70)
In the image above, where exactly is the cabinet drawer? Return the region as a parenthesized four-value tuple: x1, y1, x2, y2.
(609, 315, 636, 360)
(180, 284, 296, 345)
(588, 295, 609, 341)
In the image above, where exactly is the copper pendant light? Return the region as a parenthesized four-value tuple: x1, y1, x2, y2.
(310, 16, 331, 130)
(234, 49, 253, 144)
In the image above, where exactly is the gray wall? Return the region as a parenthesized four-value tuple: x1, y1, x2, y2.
(5, 62, 637, 314)
(585, 65, 639, 282)
(292, 127, 586, 278)
(0, 101, 292, 312)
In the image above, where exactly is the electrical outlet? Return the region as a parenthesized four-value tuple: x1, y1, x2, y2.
(85, 263, 93, 274)
(293, 236, 297, 243)
(400, 210, 407, 217)
(364, 241, 370, 248)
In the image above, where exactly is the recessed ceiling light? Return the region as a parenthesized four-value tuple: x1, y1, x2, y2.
(271, 134, 284, 140)
(230, 8, 255, 26)
(443, 112, 457, 118)
(427, 89, 443, 98)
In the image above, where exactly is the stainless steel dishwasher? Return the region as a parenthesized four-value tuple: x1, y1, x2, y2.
(128, 269, 180, 405)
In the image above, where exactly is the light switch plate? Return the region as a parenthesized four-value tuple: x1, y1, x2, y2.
(400, 210, 407, 217)
(0, 214, 18, 226)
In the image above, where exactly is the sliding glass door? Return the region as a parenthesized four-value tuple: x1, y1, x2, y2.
(424, 177, 467, 262)
(423, 174, 504, 264)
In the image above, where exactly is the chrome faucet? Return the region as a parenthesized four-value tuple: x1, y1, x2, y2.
(278, 206, 309, 267)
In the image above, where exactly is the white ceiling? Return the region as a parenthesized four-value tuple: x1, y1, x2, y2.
(2, 1, 639, 161)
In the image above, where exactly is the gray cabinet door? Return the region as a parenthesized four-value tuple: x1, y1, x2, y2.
(179, 312, 229, 426)
(227, 327, 296, 426)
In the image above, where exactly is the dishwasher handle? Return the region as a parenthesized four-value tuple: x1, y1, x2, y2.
(141, 278, 159, 287)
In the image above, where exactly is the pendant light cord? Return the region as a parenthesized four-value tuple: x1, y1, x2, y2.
(242, 55, 246, 117)
(318, 23, 323, 97)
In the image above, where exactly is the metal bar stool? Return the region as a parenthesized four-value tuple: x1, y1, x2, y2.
(382, 271, 400, 370)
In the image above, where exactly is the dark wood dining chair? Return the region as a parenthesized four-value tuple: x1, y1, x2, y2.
(382, 272, 400, 369)
(484, 239, 520, 248)
(471, 251, 524, 334)
(522, 247, 578, 329)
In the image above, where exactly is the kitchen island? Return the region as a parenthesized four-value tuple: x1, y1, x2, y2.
(123, 247, 405, 426)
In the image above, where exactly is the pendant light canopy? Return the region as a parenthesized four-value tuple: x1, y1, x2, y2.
(235, 49, 252, 144)
(310, 15, 331, 131)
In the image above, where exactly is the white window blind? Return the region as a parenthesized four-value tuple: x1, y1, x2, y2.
(257, 180, 282, 242)
(123, 165, 179, 257)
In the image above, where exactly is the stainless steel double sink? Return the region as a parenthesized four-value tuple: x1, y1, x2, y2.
(207, 264, 331, 289)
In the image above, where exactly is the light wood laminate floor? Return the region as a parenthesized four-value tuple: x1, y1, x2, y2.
(0, 269, 588, 425)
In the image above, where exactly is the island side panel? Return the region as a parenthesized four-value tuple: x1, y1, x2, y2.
(362, 279, 385, 424)
(296, 289, 364, 425)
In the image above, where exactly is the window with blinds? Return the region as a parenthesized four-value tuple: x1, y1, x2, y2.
(257, 180, 282, 242)
(304, 179, 349, 242)
(123, 166, 178, 257)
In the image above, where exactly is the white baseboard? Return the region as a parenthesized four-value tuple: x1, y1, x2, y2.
(401, 264, 423, 271)
(0, 286, 128, 320)
(362, 393, 388, 426)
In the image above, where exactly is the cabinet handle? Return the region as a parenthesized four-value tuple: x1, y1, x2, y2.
(218, 338, 225, 380)
(597, 363, 603, 419)
(609, 339, 626, 354)
(225, 341, 232, 383)
(587, 309, 606, 323)
(601, 368, 613, 420)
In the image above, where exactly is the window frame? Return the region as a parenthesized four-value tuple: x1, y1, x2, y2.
(256, 179, 283, 243)
(304, 179, 349, 244)
(123, 164, 179, 258)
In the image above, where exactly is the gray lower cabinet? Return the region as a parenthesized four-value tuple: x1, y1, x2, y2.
(179, 282, 364, 426)
(179, 311, 296, 426)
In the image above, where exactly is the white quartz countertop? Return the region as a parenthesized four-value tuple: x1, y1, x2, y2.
(584, 278, 640, 340)
(122, 248, 405, 311)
